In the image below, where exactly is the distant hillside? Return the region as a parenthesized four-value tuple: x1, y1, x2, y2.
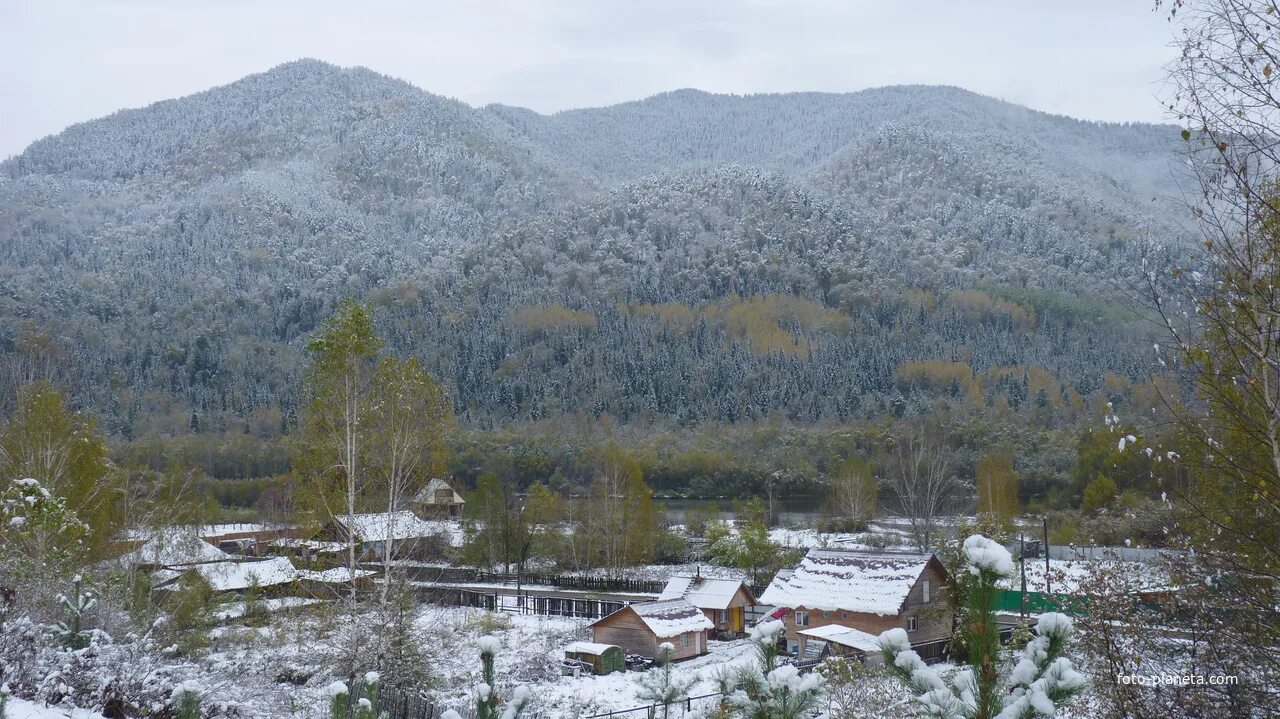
(0, 60, 1183, 432)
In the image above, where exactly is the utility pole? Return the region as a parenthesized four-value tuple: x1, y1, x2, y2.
(1042, 516, 1051, 595)
(1019, 532, 1027, 619)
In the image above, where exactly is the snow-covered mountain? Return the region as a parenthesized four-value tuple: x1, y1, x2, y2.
(0, 59, 1183, 427)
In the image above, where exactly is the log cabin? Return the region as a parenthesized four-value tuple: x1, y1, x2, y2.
(589, 598, 714, 660)
(760, 548, 951, 662)
(412, 478, 466, 519)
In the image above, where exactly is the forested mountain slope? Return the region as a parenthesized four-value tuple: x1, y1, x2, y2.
(0, 60, 1184, 433)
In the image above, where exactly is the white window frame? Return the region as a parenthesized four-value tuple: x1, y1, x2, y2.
(795, 610, 809, 627)
(681, 633, 690, 648)
(923, 580, 931, 604)
(907, 616, 918, 633)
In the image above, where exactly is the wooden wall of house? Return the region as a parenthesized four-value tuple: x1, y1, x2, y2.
(590, 609, 709, 659)
(664, 629, 708, 661)
(592, 610, 660, 658)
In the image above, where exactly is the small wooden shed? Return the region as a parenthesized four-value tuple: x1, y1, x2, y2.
(563, 641, 625, 675)
(589, 598, 714, 660)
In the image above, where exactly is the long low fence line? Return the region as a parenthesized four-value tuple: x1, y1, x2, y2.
(382, 564, 767, 599)
(1046, 545, 1188, 562)
(583, 692, 724, 719)
(410, 586, 633, 620)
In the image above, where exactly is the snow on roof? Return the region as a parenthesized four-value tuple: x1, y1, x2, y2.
(159, 557, 298, 591)
(119, 528, 231, 566)
(759, 548, 936, 616)
(414, 478, 465, 504)
(337, 511, 441, 542)
(658, 576, 751, 609)
(998, 558, 1166, 595)
(269, 538, 347, 553)
(596, 599, 713, 638)
(798, 624, 882, 652)
(297, 567, 376, 583)
(197, 523, 282, 537)
(565, 641, 620, 656)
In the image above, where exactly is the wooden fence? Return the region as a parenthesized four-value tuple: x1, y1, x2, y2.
(472, 570, 668, 595)
(392, 565, 766, 598)
(412, 586, 632, 620)
(583, 692, 723, 718)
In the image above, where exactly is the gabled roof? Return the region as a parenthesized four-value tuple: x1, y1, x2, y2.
(414, 478, 465, 505)
(119, 528, 232, 566)
(155, 557, 298, 592)
(798, 624, 882, 652)
(759, 548, 940, 616)
(658, 576, 754, 610)
(335, 511, 440, 542)
(592, 599, 714, 638)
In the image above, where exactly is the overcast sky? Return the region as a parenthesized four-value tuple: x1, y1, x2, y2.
(1, 1, 1176, 159)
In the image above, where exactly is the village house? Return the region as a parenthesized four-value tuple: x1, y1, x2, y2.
(589, 598, 714, 661)
(658, 574, 757, 636)
(319, 510, 446, 560)
(196, 523, 302, 556)
(760, 548, 951, 662)
(413, 478, 466, 519)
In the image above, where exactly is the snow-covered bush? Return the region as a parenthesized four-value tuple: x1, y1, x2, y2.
(0, 612, 237, 719)
(53, 576, 95, 650)
(172, 681, 202, 719)
(472, 636, 531, 719)
(0, 478, 88, 617)
(326, 681, 350, 719)
(721, 620, 823, 719)
(878, 534, 1086, 719)
(635, 642, 693, 719)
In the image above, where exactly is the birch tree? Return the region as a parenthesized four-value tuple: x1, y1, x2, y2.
(367, 356, 450, 607)
(295, 299, 382, 671)
(886, 420, 957, 552)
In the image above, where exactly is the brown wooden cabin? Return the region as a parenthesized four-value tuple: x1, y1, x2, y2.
(589, 598, 714, 660)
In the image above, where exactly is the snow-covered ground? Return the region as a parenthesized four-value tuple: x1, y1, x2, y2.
(182, 603, 760, 717)
(5, 697, 105, 719)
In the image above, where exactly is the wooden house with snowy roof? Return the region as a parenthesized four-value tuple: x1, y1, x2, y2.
(658, 574, 756, 635)
(319, 511, 445, 560)
(760, 548, 951, 662)
(588, 598, 715, 660)
(412, 478, 466, 518)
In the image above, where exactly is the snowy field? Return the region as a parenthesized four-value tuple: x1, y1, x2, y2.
(183, 602, 768, 717)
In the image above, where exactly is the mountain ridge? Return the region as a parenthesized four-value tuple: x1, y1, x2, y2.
(0, 59, 1182, 430)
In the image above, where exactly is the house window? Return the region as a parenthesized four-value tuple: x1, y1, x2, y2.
(823, 610, 831, 619)
(717, 609, 727, 624)
(681, 633, 690, 648)
(795, 610, 809, 627)
(907, 616, 918, 633)
(840, 611, 847, 620)
(923, 580, 931, 604)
